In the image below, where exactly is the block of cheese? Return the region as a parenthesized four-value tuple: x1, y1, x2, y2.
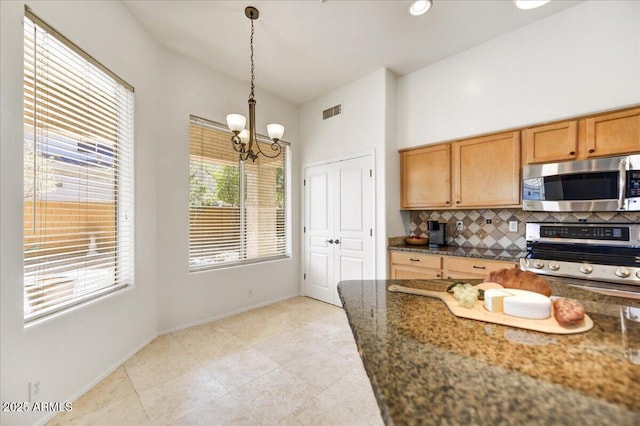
(484, 289, 513, 313)
(484, 288, 551, 319)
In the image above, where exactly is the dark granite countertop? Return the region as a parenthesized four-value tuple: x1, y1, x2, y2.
(388, 244, 526, 263)
(338, 278, 640, 426)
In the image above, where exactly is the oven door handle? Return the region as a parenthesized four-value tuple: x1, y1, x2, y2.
(618, 158, 627, 210)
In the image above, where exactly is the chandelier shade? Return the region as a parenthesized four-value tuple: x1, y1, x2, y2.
(226, 114, 246, 133)
(227, 6, 285, 162)
(267, 124, 285, 142)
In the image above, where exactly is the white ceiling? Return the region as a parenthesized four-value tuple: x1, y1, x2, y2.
(122, 0, 583, 105)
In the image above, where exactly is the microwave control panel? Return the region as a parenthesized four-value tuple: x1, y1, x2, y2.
(628, 171, 640, 197)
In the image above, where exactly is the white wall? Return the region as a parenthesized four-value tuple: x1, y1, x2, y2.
(1, 2, 159, 425)
(299, 68, 403, 278)
(154, 48, 301, 333)
(398, 0, 640, 149)
(0, 1, 300, 424)
(384, 70, 406, 243)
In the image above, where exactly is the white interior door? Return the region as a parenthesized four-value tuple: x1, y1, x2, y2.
(333, 156, 373, 305)
(304, 166, 334, 304)
(304, 155, 374, 306)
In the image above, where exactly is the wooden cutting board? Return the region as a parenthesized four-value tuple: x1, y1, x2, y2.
(388, 283, 594, 335)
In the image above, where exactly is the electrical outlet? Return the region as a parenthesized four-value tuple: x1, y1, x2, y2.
(509, 221, 518, 232)
(456, 221, 463, 231)
(29, 381, 40, 403)
(485, 219, 492, 224)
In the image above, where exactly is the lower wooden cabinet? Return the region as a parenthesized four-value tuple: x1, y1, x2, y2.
(389, 251, 517, 280)
(389, 251, 442, 279)
(444, 256, 517, 280)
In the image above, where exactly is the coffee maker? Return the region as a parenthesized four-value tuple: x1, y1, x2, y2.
(427, 221, 447, 248)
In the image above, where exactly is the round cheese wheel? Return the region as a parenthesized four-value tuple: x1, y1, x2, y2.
(484, 288, 551, 319)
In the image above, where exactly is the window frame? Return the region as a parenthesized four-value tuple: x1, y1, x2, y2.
(188, 116, 291, 272)
(22, 7, 135, 324)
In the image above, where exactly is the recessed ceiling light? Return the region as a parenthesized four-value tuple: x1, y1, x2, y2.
(513, 0, 551, 10)
(409, 0, 432, 16)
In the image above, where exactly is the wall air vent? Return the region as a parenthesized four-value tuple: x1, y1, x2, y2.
(322, 104, 342, 120)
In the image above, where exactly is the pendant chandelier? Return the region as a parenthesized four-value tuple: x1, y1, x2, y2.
(226, 6, 285, 162)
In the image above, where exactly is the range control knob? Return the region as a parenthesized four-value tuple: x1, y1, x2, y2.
(532, 259, 545, 269)
(636, 271, 640, 279)
(615, 267, 631, 278)
(549, 262, 560, 271)
(579, 263, 593, 275)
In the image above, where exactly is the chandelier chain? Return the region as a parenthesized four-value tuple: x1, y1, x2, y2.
(250, 18, 255, 101)
(227, 6, 283, 162)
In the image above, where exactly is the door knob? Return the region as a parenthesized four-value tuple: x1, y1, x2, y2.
(326, 239, 334, 244)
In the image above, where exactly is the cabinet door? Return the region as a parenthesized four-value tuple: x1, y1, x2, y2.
(452, 131, 521, 208)
(585, 107, 640, 158)
(400, 144, 451, 209)
(523, 120, 578, 164)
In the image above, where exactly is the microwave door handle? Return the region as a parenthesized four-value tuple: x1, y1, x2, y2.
(618, 158, 627, 210)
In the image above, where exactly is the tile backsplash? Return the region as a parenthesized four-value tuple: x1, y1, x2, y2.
(407, 209, 640, 251)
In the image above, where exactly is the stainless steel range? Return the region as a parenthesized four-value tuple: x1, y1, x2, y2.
(520, 222, 640, 289)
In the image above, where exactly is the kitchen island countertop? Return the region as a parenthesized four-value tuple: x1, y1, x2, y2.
(338, 278, 640, 425)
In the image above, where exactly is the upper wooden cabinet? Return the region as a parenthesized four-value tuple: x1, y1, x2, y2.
(523, 120, 578, 164)
(523, 107, 640, 164)
(452, 131, 521, 208)
(400, 131, 520, 210)
(401, 106, 639, 208)
(400, 144, 451, 209)
(585, 107, 640, 158)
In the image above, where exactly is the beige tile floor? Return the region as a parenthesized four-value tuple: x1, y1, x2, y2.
(47, 297, 383, 425)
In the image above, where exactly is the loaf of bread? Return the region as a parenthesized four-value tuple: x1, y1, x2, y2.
(486, 267, 552, 297)
(553, 298, 585, 327)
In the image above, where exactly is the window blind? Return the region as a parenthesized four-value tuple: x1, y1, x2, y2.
(189, 116, 291, 271)
(23, 9, 134, 323)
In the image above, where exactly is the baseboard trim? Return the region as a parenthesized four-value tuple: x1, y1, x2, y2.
(158, 292, 301, 335)
(33, 333, 157, 426)
(32, 292, 302, 425)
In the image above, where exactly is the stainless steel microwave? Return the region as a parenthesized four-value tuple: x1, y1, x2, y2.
(522, 154, 640, 212)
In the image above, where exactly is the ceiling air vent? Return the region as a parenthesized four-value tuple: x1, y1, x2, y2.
(322, 104, 341, 120)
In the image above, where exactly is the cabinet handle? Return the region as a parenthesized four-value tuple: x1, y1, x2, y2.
(569, 151, 575, 156)
(409, 258, 420, 262)
(334, 239, 340, 244)
(588, 149, 595, 153)
(456, 200, 460, 204)
(436, 274, 440, 278)
(326, 239, 334, 244)
(445, 201, 450, 205)
(472, 265, 486, 270)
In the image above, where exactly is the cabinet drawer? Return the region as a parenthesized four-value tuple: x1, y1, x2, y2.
(392, 265, 442, 280)
(445, 257, 516, 276)
(390, 251, 442, 269)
